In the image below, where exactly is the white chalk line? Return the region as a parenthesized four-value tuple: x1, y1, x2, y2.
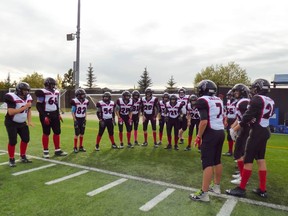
(217, 198, 238, 216)
(86, 178, 128, 196)
(45, 170, 89, 185)
(12, 163, 56, 176)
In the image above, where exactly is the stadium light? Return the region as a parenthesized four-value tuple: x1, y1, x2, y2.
(67, 0, 81, 89)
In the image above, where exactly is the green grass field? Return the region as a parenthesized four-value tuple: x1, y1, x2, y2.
(0, 112, 287, 216)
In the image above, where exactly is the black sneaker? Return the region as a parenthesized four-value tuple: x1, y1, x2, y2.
(95, 144, 100, 151)
(252, 188, 268, 198)
(174, 145, 179, 150)
(79, 146, 86, 152)
(21, 155, 32, 163)
(134, 141, 139, 146)
(55, 150, 68, 156)
(127, 143, 134, 148)
(184, 146, 191, 151)
(141, 142, 148, 147)
(112, 143, 119, 149)
(119, 143, 124, 149)
(154, 142, 159, 148)
(157, 141, 162, 145)
(226, 186, 246, 197)
(43, 150, 50, 159)
(73, 147, 78, 153)
(179, 138, 184, 144)
(9, 158, 16, 167)
(164, 144, 172, 149)
(223, 152, 232, 156)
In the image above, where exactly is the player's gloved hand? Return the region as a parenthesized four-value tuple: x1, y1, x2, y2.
(59, 115, 63, 123)
(229, 128, 237, 141)
(194, 135, 202, 147)
(74, 120, 78, 128)
(100, 120, 105, 128)
(44, 116, 50, 126)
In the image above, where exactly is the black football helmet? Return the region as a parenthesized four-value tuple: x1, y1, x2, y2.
(122, 90, 131, 101)
(196, 80, 217, 97)
(145, 87, 153, 97)
(232, 84, 250, 99)
(44, 77, 56, 91)
(75, 88, 86, 101)
(189, 94, 198, 102)
(178, 88, 186, 97)
(170, 94, 178, 105)
(251, 78, 270, 95)
(226, 89, 233, 99)
(16, 82, 30, 100)
(162, 92, 170, 102)
(132, 90, 140, 100)
(103, 92, 111, 102)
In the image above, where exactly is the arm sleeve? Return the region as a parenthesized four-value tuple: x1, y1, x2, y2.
(96, 102, 102, 120)
(36, 102, 46, 117)
(239, 96, 263, 127)
(4, 94, 16, 109)
(238, 101, 249, 115)
(196, 98, 208, 120)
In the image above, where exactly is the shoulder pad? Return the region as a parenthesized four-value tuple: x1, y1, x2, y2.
(35, 89, 44, 97)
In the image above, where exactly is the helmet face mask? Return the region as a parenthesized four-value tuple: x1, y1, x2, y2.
(103, 92, 111, 103)
(132, 90, 140, 101)
(189, 94, 198, 105)
(170, 94, 177, 105)
(145, 88, 153, 97)
(44, 77, 56, 92)
(178, 88, 186, 98)
(16, 82, 30, 100)
(232, 84, 249, 99)
(122, 91, 131, 102)
(163, 92, 170, 102)
(75, 88, 86, 101)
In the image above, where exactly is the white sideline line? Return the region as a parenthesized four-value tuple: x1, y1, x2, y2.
(86, 178, 128, 196)
(45, 170, 89, 185)
(0, 150, 287, 212)
(217, 198, 238, 216)
(0, 160, 19, 166)
(12, 164, 56, 176)
(139, 188, 175, 212)
(0, 152, 6, 156)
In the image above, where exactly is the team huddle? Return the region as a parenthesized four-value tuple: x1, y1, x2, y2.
(4, 77, 275, 202)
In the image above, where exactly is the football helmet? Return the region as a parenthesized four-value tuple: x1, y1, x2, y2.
(170, 94, 178, 105)
(15, 82, 30, 100)
(251, 78, 270, 95)
(162, 92, 170, 102)
(189, 94, 198, 102)
(44, 77, 56, 91)
(178, 88, 186, 97)
(122, 90, 131, 101)
(132, 90, 140, 100)
(232, 84, 250, 99)
(145, 87, 153, 97)
(226, 89, 233, 99)
(196, 80, 217, 96)
(102, 92, 111, 102)
(75, 88, 86, 101)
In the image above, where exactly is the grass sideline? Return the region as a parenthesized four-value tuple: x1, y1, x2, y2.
(0, 112, 288, 215)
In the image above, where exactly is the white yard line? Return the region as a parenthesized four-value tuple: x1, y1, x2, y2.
(45, 170, 89, 185)
(12, 164, 57, 176)
(217, 198, 238, 216)
(86, 178, 128, 196)
(0, 152, 6, 156)
(139, 188, 175, 212)
(0, 150, 287, 212)
(0, 160, 19, 166)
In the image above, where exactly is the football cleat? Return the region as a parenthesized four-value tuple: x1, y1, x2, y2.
(222, 152, 232, 156)
(21, 155, 32, 163)
(174, 145, 179, 150)
(184, 146, 191, 151)
(252, 188, 267, 198)
(95, 144, 100, 151)
(119, 143, 124, 149)
(141, 142, 148, 147)
(79, 146, 86, 152)
(179, 138, 184, 144)
(127, 143, 134, 148)
(209, 183, 221, 194)
(43, 150, 50, 159)
(73, 147, 78, 153)
(154, 142, 159, 148)
(134, 140, 139, 146)
(55, 150, 68, 156)
(164, 144, 172, 150)
(232, 173, 240, 179)
(189, 190, 209, 202)
(111, 144, 119, 149)
(230, 177, 241, 185)
(9, 158, 16, 167)
(226, 186, 246, 197)
(157, 141, 162, 145)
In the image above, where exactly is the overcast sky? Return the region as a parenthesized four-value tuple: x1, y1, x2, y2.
(1, 0, 288, 89)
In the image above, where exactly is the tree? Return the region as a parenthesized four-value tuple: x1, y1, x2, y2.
(56, 74, 63, 89)
(165, 75, 177, 93)
(194, 62, 251, 87)
(21, 72, 44, 88)
(137, 67, 153, 93)
(85, 63, 96, 89)
(62, 69, 75, 89)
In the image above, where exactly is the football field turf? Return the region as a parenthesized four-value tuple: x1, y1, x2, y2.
(0, 112, 287, 216)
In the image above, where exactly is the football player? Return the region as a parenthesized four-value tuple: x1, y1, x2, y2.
(157, 92, 170, 145)
(164, 94, 184, 150)
(226, 79, 275, 198)
(95, 92, 118, 150)
(5, 82, 33, 167)
(131, 90, 141, 145)
(71, 88, 89, 153)
(115, 91, 134, 148)
(141, 88, 159, 148)
(35, 77, 67, 158)
(190, 80, 225, 202)
(177, 88, 189, 144)
(185, 94, 200, 151)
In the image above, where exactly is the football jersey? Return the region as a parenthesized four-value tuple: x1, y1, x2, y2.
(159, 100, 167, 117)
(196, 96, 224, 130)
(253, 95, 275, 127)
(226, 99, 237, 119)
(165, 101, 183, 119)
(96, 100, 115, 120)
(236, 98, 250, 122)
(141, 96, 158, 115)
(116, 98, 133, 116)
(186, 103, 200, 120)
(71, 98, 89, 118)
(5, 93, 33, 123)
(36, 89, 60, 112)
(178, 95, 189, 114)
(131, 98, 141, 115)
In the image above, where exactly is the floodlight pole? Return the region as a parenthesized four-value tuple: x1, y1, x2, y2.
(75, 0, 81, 89)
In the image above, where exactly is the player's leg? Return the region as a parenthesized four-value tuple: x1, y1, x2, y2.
(132, 114, 139, 145)
(107, 119, 118, 149)
(18, 123, 32, 163)
(173, 119, 180, 150)
(118, 115, 124, 147)
(158, 116, 165, 145)
(51, 115, 67, 156)
(40, 115, 51, 158)
(95, 120, 105, 150)
(178, 115, 187, 144)
(124, 116, 133, 148)
(223, 118, 234, 156)
(78, 118, 86, 152)
(73, 118, 81, 153)
(5, 122, 18, 167)
(151, 116, 158, 147)
(142, 115, 149, 146)
(165, 119, 172, 149)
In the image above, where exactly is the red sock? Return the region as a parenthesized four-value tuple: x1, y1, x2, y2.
(134, 130, 138, 141)
(20, 141, 28, 156)
(42, 134, 49, 150)
(228, 140, 234, 153)
(237, 160, 244, 177)
(239, 169, 252, 190)
(258, 170, 267, 191)
(174, 136, 179, 145)
(79, 136, 84, 147)
(53, 134, 60, 150)
(144, 132, 148, 142)
(159, 132, 163, 141)
(167, 135, 172, 145)
(8, 144, 15, 159)
(96, 135, 102, 145)
(74, 137, 78, 148)
(119, 132, 123, 143)
(153, 131, 157, 143)
(109, 135, 115, 144)
(188, 135, 192, 146)
(127, 132, 131, 143)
